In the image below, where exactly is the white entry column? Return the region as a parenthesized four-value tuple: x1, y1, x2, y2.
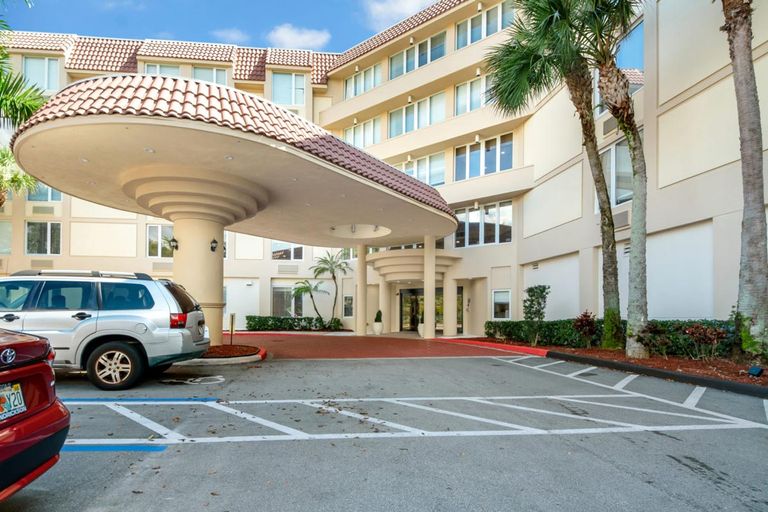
(423, 235, 436, 339)
(443, 270, 458, 337)
(355, 244, 368, 335)
(378, 274, 390, 334)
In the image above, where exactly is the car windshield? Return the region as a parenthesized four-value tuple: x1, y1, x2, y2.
(162, 281, 200, 313)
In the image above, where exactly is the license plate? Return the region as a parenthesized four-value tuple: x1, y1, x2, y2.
(0, 383, 26, 421)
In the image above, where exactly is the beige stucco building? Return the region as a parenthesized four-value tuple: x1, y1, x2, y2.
(2, 0, 767, 337)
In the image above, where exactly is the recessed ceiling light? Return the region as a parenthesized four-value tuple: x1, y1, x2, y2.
(86, 180, 96, 186)
(290, 177, 298, 182)
(144, 147, 155, 153)
(340, 193, 346, 198)
(304, 203, 312, 207)
(224, 155, 234, 160)
(80, 157, 89, 163)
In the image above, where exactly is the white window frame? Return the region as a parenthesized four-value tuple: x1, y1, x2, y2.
(453, 200, 513, 249)
(454, 133, 513, 182)
(342, 295, 354, 318)
(455, 76, 488, 116)
(193, 66, 227, 85)
(271, 240, 304, 261)
(344, 63, 383, 99)
(146, 224, 174, 258)
(23, 56, 59, 92)
(388, 31, 447, 79)
(396, 152, 445, 187)
(388, 91, 445, 138)
(25, 221, 61, 256)
(272, 72, 306, 106)
(271, 285, 303, 317)
(455, 1, 514, 50)
(144, 63, 181, 76)
(344, 118, 382, 148)
(27, 183, 62, 202)
(491, 289, 512, 320)
(595, 137, 634, 211)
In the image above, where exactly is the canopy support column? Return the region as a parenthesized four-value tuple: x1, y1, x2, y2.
(423, 235, 436, 339)
(355, 244, 368, 335)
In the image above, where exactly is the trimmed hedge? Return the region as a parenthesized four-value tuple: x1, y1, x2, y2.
(485, 318, 736, 358)
(246, 316, 336, 331)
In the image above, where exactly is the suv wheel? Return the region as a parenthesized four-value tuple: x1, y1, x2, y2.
(86, 342, 145, 390)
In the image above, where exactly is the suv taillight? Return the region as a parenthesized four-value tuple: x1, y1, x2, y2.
(170, 313, 188, 328)
(46, 348, 56, 367)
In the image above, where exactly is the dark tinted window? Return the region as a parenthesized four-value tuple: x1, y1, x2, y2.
(37, 281, 96, 310)
(0, 280, 36, 311)
(163, 282, 199, 313)
(102, 283, 155, 310)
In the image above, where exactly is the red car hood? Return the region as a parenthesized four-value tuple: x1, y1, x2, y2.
(0, 329, 50, 370)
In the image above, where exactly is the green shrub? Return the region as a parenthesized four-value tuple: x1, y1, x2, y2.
(245, 315, 333, 332)
(523, 285, 550, 346)
(485, 317, 736, 357)
(327, 317, 343, 331)
(374, 310, 382, 323)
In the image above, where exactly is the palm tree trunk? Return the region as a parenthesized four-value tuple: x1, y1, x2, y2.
(307, 288, 324, 325)
(0, 190, 6, 209)
(598, 61, 649, 358)
(331, 274, 339, 321)
(722, 0, 768, 351)
(565, 66, 624, 349)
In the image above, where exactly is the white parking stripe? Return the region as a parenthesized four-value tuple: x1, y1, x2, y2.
(224, 393, 632, 405)
(469, 399, 643, 429)
(493, 356, 538, 363)
(683, 386, 707, 408)
(534, 360, 565, 369)
(384, 399, 546, 433)
(105, 403, 187, 441)
(613, 374, 639, 390)
(205, 401, 310, 438)
(764, 400, 768, 423)
(567, 366, 598, 378)
(556, 397, 728, 423)
(297, 401, 426, 434)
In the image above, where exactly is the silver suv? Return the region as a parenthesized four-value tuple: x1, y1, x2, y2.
(0, 270, 209, 390)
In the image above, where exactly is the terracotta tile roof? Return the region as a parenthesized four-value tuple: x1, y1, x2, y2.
(331, 0, 469, 71)
(67, 36, 141, 72)
(2, 30, 76, 52)
(266, 48, 312, 68)
(311, 52, 340, 85)
(233, 47, 267, 81)
(12, 75, 454, 219)
(137, 39, 236, 62)
(623, 68, 644, 86)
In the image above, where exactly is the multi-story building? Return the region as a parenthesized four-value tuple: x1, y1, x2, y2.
(2, 0, 767, 335)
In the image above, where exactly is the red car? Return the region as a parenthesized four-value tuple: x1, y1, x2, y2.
(0, 329, 70, 502)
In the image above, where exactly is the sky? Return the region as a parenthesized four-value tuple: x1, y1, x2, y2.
(2, 0, 437, 52)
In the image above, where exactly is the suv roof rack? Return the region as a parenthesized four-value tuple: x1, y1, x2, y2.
(11, 270, 154, 281)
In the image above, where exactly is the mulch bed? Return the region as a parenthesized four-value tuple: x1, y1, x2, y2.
(202, 344, 262, 358)
(481, 339, 767, 387)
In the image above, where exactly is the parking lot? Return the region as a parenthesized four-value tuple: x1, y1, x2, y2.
(5, 348, 768, 512)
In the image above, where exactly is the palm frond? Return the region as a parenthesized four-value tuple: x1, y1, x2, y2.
(0, 146, 36, 195)
(0, 70, 45, 126)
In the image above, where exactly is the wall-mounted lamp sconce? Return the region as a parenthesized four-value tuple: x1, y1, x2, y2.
(210, 238, 219, 252)
(353, 117, 358, 125)
(354, 65, 360, 72)
(408, 36, 414, 45)
(475, 67, 482, 77)
(407, 154, 412, 161)
(407, 95, 413, 103)
(474, 134, 481, 143)
(169, 238, 179, 251)
(477, 2, 483, 11)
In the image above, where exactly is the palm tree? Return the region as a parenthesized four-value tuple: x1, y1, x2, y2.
(578, 0, 648, 358)
(0, 147, 35, 207)
(719, 0, 767, 353)
(292, 279, 329, 325)
(310, 250, 351, 322)
(486, 0, 624, 349)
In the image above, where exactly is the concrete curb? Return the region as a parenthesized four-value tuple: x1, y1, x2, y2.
(433, 338, 549, 357)
(175, 347, 267, 367)
(548, 351, 768, 399)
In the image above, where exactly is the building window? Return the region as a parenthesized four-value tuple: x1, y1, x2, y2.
(455, 76, 489, 115)
(344, 64, 383, 99)
(23, 56, 59, 91)
(193, 67, 227, 85)
(454, 201, 512, 248)
(454, 133, 513, 182)
(272, 285, 303, 317)
(456, 1, 514, 50)
(271, 240, 303, 260)
(344, 118, 382, 148)
(0, 221, 11, 255)
(27, 183, 62, 202)
(272, 73, 305, 106)
(389, 31, 447, 79)
(26, 221, 61, 255)
(144, 63, 181, 76)
(343, 295, 353, 317)
(388, 91, 446, 138)
(147, 224, 174, 258)
(492, 289, 512, 320)
(599, 138, 633, 207)
(396, 152, 445, 187)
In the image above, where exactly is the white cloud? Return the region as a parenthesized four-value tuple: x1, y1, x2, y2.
(363, 0, 434, 32)
(100, 0, 145, 10)
(210, 28, 251, 45)
(154, 31, 175, 40)
(266, 24, 331, 51)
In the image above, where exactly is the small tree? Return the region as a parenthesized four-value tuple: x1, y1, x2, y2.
(374, 310, 382, 323)
(0, 147, 36, 208)
(292, 279, 328, 326)
(311, 250, 351, 323)
(523, 285, 550, 346)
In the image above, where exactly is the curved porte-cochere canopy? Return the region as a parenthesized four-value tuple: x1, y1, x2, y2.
(11, 74, 456, 246)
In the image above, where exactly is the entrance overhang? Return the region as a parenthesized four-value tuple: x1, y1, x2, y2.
(368, 248, 461, 283)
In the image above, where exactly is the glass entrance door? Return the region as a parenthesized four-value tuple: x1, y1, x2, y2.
(399, 288, 422, 331)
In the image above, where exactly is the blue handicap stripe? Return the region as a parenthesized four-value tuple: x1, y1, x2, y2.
(62, 444, 167, 452)
(62, 397, 219, 403)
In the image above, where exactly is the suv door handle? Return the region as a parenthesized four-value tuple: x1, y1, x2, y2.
(2, 313, 19, 322)
(72, 312, 92, 320)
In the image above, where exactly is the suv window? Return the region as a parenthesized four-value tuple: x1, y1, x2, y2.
(0, 280, 36, 311)
(101, 283, 155, 310)
(162, 282, 200, 313)
(36, 281, 96, 310)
